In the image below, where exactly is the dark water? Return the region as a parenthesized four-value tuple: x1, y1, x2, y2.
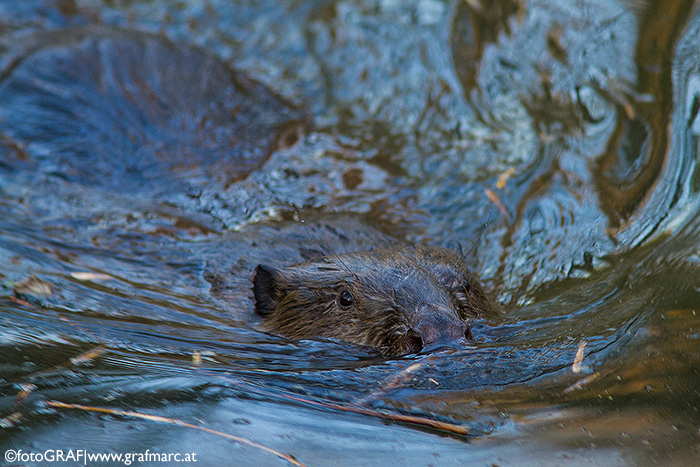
(2, 0, 700, 465)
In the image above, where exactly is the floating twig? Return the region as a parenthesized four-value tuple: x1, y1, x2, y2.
(24, 345, 106, 380)
(12, 275, 53, 296)
(192, 350, 202, 366)
(571, 341, 587, 374)
(8, 295, 32, 307)
(70, 345, 107, 366)
(485, 189, 509, 220)
(70, 272, 114, 282)
(13, 383, 36, 410)
(357, 362, 425, 405)
(221, 377, 470, 437)
(0, 412, 23, 428)
(45, 401, 306, 467)
(496, 167, 516, 190)
(563, 372, 601, 394)
(261, 389, 470, 436)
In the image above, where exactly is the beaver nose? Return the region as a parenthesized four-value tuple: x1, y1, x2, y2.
(414, 312, 468, 350)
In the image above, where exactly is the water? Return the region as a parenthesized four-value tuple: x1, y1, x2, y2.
(2, 0, 700, 465)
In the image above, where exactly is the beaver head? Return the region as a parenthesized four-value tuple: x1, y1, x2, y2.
(251, 245, 492, 356)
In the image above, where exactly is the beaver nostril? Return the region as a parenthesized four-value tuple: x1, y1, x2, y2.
(464, 327, 473, 340)
(405, 329, 423, 353)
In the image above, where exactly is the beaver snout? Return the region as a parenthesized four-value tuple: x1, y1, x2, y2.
(411, 311, 469, 352)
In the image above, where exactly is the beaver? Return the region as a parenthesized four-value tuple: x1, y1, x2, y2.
(252, 245, 492, 356)
(0, 25, 492, 358)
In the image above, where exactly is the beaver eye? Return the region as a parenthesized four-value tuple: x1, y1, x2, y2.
(338, 290, 354, 307)
(462, 279, 471, 295)
(464, 327, 473, 340)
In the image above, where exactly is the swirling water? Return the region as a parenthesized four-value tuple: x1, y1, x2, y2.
(2, 1, 700, 465)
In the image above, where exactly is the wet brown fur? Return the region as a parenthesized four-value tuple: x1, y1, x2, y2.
(252, 245, 492, 356)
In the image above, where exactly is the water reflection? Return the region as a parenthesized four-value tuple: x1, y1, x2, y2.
(1, 0, 700, 464)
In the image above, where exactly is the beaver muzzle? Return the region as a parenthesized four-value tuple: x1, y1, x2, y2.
(412, 310, 469, 352)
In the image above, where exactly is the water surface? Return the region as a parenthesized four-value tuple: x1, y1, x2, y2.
(2, 1, 700, 465)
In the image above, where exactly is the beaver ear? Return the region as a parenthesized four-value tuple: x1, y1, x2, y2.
(252, 264, 284, 316)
